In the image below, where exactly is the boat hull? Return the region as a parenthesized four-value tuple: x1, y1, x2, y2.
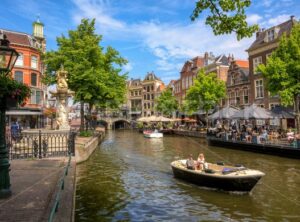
(171, 161, 264, 192)
(144, 132, 163, 138)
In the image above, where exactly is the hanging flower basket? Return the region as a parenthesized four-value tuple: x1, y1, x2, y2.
(0, 75, 31, 109)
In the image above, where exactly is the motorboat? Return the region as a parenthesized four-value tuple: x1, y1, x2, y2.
(143, 130, 163, 138)
(171, 160, 265, 192)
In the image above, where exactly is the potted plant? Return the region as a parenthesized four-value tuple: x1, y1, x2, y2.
(0, 75, 31, 108)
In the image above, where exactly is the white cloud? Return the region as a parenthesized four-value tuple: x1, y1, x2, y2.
(246, 14, 262, 25)
(123, 62, 133, 72)
(267, 14, 291, 26)
(71, 0, 255, 80)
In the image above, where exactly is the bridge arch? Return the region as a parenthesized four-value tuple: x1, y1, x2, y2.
(97, 120, 108, 129)
(112, 119, 131, 129)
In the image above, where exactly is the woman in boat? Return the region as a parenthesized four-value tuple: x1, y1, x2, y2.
(197, 153, 206, 170)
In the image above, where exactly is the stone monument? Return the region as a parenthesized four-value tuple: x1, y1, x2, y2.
(50, 66, 74, 130)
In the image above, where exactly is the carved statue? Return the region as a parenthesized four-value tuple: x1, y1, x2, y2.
(56, 69, 68, 91)
(49, 65, 74, 130)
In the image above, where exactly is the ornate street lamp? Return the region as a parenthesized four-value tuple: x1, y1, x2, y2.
(0, 34, 18, 75)
(0, 34, 19, 198)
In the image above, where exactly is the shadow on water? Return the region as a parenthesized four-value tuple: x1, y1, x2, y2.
(75, 130, 300, 222)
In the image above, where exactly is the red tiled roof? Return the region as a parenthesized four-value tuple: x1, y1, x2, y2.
(235, 60, 249, 68)
(2, 30, 31, 46)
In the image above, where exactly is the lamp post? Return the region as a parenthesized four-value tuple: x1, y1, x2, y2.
(0, 34, 19, 198)
(48, 98, 56, 130)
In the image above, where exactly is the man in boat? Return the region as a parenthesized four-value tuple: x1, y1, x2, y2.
(186, 154, 195, 170)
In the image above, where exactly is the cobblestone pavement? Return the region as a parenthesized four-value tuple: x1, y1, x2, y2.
(0, 157, 75, 222)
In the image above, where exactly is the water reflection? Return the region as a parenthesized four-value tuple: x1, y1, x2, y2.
(76, 130, 300, 222)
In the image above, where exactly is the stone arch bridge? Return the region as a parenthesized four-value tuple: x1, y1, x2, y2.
(97, 117, 132, 129)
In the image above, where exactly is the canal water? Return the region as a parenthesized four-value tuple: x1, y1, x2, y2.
(75, 130, 300, 222)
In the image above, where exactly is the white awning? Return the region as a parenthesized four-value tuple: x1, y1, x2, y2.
(5, 110, 43, 116)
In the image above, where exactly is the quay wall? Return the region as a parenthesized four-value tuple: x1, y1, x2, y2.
(75, 129, 105, 164)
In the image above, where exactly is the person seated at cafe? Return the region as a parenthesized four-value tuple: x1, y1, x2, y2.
(287, 128, 295, 143)
(196, 153, 207, 170)
(260, 128, 268, 143)
(186, 154, 195, 170)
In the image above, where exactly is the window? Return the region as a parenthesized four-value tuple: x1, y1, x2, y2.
(185, 77, 189, 89)
(151, 94, 154, 100)
(253, 57, 262, 74)
(229, 92, 235, 105)
(235, 90, 240, 105)
(269, 103, 280, 110)
(15, 53, 23, 66)
(147, 94, 150, 100)
(30, 89, 42, 104)
(144, 95, 146, 100)
(243, 89, 249, 104)
(151, 85, 154, 91)
(255, 79, 264, 98)
(144, 103, 146, 109)
(31, 73, 37, 86)
(131, 91, 134, 96)
(267, 29, 275, 42)
(14, 71, 23, 83)
(231, 74, 236, 85)
(189, 76, 192, 87)
(31, 56, 38, 69)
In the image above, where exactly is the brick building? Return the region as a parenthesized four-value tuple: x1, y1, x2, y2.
(2, 19, 46, 128)
(127, 72, 165, 119)
(173, 53, 230, 107)
(226, 59, 250, 108)
(247, 16, 296, 109)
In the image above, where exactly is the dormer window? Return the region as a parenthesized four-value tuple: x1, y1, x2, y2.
(267, 29, 275, 42)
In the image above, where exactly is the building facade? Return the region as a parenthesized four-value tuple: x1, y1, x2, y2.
(2, 19, 46, 128)
(127, 72, 165, 119)
(226, 59, 250, 108)
(173, 53, 230, 107)
(247, 16, 296, 109)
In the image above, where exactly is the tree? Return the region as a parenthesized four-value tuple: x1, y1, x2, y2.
(258, 23, 300, 133)
(191, 0, 259, 40)
(185, 69, 226, 128)
(155, 88, 178, 117)
(43, 19, 127, 131)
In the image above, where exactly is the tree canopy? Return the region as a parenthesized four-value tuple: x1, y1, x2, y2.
(155, 88, 178, 117)
(258, 23, 300, 132)
(191, 0, 259, 40)
(43, 19, 127, 129)
(185, 69, 226, 127)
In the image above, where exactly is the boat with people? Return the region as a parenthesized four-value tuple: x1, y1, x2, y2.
(171, 160, 265, 192)
(143, 130, 163, 138)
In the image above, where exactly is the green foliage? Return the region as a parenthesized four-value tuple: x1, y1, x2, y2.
(137, 122, 144, 129)
(79, 130, 93, 137)
(0, 75, 31, 106)
(155, 88, 178, 117)
(257, 23, 300, 132)
(191, 0, 259, 40)
(185, 69, 226, 114)
(43, 18, 128, 110)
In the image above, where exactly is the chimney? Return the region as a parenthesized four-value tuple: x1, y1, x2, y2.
(291, 15, 295, 21)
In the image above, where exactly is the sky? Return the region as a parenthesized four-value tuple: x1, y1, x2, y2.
(1, 0, 299, 84)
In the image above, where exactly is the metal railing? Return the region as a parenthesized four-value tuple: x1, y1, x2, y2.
(48, 153, 72, 222)
(6, 130, 76, 160)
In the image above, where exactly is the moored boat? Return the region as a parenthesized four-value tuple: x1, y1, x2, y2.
(143, 130, 163, 138)
(171, 160, 265, 192)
